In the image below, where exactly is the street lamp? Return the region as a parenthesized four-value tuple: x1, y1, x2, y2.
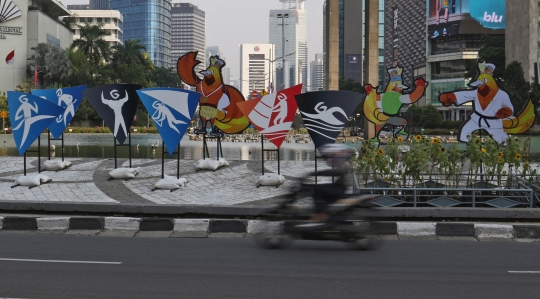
(263, 51, 294, 93)
(277, 13, 289, 91)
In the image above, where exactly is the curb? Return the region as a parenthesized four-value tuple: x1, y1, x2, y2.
(0, 217, 539, 241)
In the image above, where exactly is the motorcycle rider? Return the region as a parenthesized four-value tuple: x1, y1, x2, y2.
(308, 143, 354, 222)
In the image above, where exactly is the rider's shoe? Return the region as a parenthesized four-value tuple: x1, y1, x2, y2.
(209, 131, 224, 138)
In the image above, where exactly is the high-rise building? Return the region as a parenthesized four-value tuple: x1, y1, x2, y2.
(90, 0, 109, 10)
(269, 0, 308, 92)
(110, 0, 171, 68)
(170, 3, 205, 74)
(70, 10, 124, 47)
(310, 53, 324, 91)
(383, 0, 426, 97)
(323, 0, 363, 90)
(239, 44, 275, 97)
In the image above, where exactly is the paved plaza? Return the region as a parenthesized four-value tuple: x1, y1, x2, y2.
(0, 157, 332, 206)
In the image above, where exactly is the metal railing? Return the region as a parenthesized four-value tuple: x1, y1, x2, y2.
(353, 172, 537, 208)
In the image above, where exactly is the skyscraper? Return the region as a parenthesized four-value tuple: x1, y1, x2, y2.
(323, 0, 364, 90)
(269, 0, 308, 92)
(170, 3, 206, 74)
(310, 53, 324, 91)
(110, 0, 171, 68)
(239, 44, 275, 97)
(90, 0, 109, 10)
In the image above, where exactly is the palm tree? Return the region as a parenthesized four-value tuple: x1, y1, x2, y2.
(72, 23, 111, 64)
(111, 39, 148, 67)
(45, 46, 73, 87)
(28, 43, 50, 87)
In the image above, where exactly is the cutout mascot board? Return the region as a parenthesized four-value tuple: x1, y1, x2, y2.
(363, 66, 428, 143)
(237, 84, 302, 148)
(7, 92, 65, 155)
(439, 62, 535, 143)
(295, 91, 365, 149)
(137, 88, 200, 155)
(31, 85, 86, 139)
(177, 52, 250, 137)
(83, 84, 142, 145)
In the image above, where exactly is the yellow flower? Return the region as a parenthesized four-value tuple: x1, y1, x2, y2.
(515, 153, 522, 159)
(415, 135, 422, 141)
(481, 148, 486, 153)
(498, 152, 503, 157)
(475, 139, 481, 144)
(397, 136, 404, 142)
(497, 158, 503, 163)
(377, 148, 384, 155)
(440, 147, 446, 152)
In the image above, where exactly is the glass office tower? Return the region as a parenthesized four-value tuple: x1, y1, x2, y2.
(110, 0, 172, 68)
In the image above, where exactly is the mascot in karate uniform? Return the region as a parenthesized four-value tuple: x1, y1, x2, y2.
(439, 62, 535, 143)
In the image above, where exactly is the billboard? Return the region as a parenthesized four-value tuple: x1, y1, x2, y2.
(428, 0, 505, 39)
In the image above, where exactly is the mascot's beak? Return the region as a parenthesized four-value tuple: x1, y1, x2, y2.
(200, 70, 212, 77)
(470, 80, 484, 87)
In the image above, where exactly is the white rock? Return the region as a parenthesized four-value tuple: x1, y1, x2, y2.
(108, 167, 139, 179)
(257, 173, 285, 186)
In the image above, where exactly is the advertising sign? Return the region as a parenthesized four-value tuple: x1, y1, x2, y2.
(427, 0, 505, 39)
(469, 0, 505, 30)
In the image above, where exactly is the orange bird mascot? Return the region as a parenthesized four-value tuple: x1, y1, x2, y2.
(177, 52, 250, 137)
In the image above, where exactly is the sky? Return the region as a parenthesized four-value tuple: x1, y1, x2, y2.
(61, 0, 325, 80)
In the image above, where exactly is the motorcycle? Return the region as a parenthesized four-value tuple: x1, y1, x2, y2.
(255, 181, 381, 250)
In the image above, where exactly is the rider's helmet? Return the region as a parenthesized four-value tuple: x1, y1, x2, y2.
(318, 143, 354, 166)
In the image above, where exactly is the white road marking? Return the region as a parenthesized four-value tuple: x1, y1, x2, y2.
(0, 258, 121, 265)
(508, 271, 540, 274)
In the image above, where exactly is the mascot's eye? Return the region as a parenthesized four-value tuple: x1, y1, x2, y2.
(212, 70, 215, 74)
(483, 78, 488, 83)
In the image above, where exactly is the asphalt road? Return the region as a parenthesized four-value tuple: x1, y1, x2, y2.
(0, 233, 539, 299)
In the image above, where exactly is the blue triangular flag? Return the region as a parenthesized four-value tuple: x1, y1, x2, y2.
(8, 92, 65, 155)
(31, 85, 86, 139)
(137, 88, 200, 155)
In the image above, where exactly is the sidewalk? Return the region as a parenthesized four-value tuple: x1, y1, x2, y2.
(0, 157, 330, 206)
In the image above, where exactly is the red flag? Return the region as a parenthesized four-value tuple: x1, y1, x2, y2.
(5, 50, 14, 65)
(34, 66, 38, 84)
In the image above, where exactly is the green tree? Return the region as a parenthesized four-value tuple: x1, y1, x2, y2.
(114, 63, 152, 87)
(112, 39, 148, 67)
(420, 104, 443, 129)
(407, 104, 423, 133)
(503, 61, 529, 112)
(151, 66, 182, 87)
(465, 35, 505, 83)
(27, 43, 50, 88)
(72, 23, 111, 65)
(44, 46, 73, 87)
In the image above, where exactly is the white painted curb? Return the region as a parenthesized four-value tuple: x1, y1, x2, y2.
(475, 224, 514, 239)
(173, 219, 209, 233)
(397, 222, 437, 237)
(0, 216, 3, 230)
(104, 217, 141, 231)
(37, 217, 70, 230)
(247, 220, 284, 235)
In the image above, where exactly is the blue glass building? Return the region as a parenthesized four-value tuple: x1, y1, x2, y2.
(110, 0, 172, 68)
